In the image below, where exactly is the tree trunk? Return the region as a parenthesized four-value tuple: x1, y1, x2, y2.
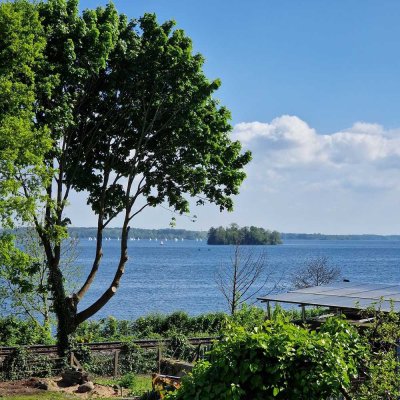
(75, 221, 129, 325)
(48, 260, 76, 357)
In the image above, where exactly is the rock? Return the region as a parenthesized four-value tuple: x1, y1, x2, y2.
(61, 369, 90, 386)
(76, 381, 95, 393)
(28, 378, 49, 390)
(160, 358, 194, 377)
(34, 381, 49, 390)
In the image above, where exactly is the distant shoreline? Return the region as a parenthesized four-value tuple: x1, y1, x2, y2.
(280, 233, 400, 240)
(3, 227, 400, 241)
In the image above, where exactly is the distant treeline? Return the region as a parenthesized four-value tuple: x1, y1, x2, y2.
(68, 227, 207, 240)
(281, 233, 400, 240)
(207, 224, 282, 245)
(4, 228, 399, 242)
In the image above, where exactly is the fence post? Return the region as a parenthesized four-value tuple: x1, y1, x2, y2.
(267, 301, 271, 320)
(69, 352, 82, 370)
(396, 339, 400, 390)
(157, 345, 161, 374)
(114, 350, 120, 378)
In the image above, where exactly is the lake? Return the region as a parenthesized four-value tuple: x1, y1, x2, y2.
(76, 239, 400, 320)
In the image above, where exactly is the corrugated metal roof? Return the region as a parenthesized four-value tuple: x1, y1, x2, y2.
(258, 282, 400, 312)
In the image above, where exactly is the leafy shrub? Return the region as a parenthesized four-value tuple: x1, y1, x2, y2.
(167, 316, 368, 400)
(118, 372, 137, 390)
(74, 320, 104, 343)
(75, 311, 227, 343)
(230, 304, 265, 329)
(0, 316, 52, 346)
(120, 343, 158, 375)
(190, 312, 226, 335)
(164, 312, 191, 333)
(354, 309, 400, 399)
(1, 347, 54, 379)
(132, 311, 225, 338)
(132, 314, 166, 339)
(165, 332, 195, 361)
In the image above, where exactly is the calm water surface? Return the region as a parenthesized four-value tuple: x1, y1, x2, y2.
(76, 239, 400, 320)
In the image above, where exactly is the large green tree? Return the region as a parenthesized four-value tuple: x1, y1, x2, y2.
(0, 0, 251, 354)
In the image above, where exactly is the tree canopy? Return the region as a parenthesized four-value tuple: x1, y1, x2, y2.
(0, 0, 251, 353)
(208, 224, 281, 245)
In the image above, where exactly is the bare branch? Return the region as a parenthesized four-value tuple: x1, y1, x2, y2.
(290, 256, 341, 289)
(215, 244, 275, 315)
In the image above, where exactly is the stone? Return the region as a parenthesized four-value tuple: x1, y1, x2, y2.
(160, 358, 194, 377)
(29, 378, 49, 390)
(34, 381, 49, 390)
(76, 381, 95, 393)
(61, 368, 90, 386)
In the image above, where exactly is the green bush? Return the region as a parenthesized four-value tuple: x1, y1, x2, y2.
(167, 316, 368, 400)
(165, 332, 195, 361)
(1, 347, 54, 380)
(230, 304, 265, 329)
(132, 314, 167, 339)
(74, 312, 225, 342)
(190, 312, 226, 334)
(0, 316, 52, 346)
(118, 372, 137, 390)
(119, 343, 158, 375)
(354, 309, 400, 399)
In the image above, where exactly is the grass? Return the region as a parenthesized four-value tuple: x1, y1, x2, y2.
(95, 373, 153, 395)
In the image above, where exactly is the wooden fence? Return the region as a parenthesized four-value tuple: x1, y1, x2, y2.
(0, 337, 217, 379)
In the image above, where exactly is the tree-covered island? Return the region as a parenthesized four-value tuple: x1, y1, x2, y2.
(207, 224, 282, 245)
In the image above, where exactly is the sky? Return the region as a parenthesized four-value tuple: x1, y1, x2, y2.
(70, 0, 400, 234)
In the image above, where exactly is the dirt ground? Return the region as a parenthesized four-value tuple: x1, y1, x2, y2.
(0, 378, 129, 398)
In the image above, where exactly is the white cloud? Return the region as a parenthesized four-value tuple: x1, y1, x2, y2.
(66, 115, 400, 233)
(233, 115, 400, 192)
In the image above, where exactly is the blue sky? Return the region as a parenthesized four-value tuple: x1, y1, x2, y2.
(71, 0, 400, 234)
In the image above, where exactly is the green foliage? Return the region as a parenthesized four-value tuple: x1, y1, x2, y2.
(208, 224, 281, 245)
(118, 372, 148, 394)
(354, 309, 400, 399)
(114, 373, 153, 396)
(0, 233, 36, 293)
(118, 372, 138, 390)
(69, 341, 157, 376)
(75, 312, 226, 342)
(167, 316, 368, 400)
(120, 343, 158, 375)
(1, 347, 54, 380)
(0, 0, 250, 353)
(0, 316, 52, 346)
(276, 304, 331, 321)
(0, 0, 51, 228)
(165, 331, 195, 361)
(0, 229, 80, 337)
(230, 304, 265, 329)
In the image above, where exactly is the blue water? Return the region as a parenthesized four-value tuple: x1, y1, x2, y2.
(75, 239, 400, 320)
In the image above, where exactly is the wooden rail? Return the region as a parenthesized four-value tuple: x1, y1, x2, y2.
(0, 336, 217, 356)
